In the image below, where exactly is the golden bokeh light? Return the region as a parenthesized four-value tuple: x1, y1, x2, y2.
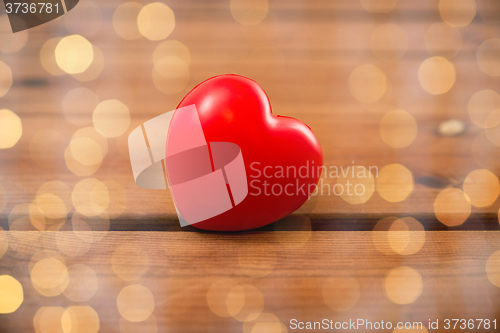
(424, 22, 462, 59)
(117, 284, 155, 322)
(468, 89, 500, 128)
(486, 250, 500, 288)
(62, 87, 99, 126)
(70, 137, 104, 166)
(0, 275, 23, 313)
(153, 40, 191, 66)
(387, 218, 425, 255)
(384, 266, 423, 304)
(36, 193, 68, 221)
(113, 2, 143, 40)
(477, 38, 500, 77)
(485, 109, 500, 129)
(112, 243, 150, 281)
(64, 0, 102, 37)
(226, 284, 264, 322)
(29, 130, 66, 169)
(55, 35, 94, 74)
(272, 214, 312, 248)
(376, 164, 414, 202)
(463, 169, 499, 207)
(230, 0, 269, 25)
(360, 0, 398, 13)
(61, 306, 100, 333)
(152, 56, 190, 95)
(119, 314, 157, 333)
(72, 46, 105, 82)
(137, 2, 175, 41)
(0, 14, 29, 53)
(40, 37, 66, 76)
(34, 306, 66, 333)
(242, 313, 283, 333)
(0, 226, 7, 258)
(418, 56, 456, 95)
(93, 99, 131, 138)
(65, 146, 102, 177)
(29, 205, 50, 231)
(29, 250, 65, 274)
(439, 0, 477, 27)
(434, 188, 471, 226)
(370, 23, 408, 61)
(0, 109, 22, 149)
(63, 264, 98, 302)
(238, 244, 277, 278)
(9, 203, 43, 231)
(322, 276, 360, 311)
(348, 64, 387, 103)
(0, 60, 13, 97)
(207, 279, 240, 317)
(31, 257, 69, 297)
(66, 127, 108, 175)
(373, 217, 426, 256)
(37, 181, 72, 218)
(336, 165, 375, 204)
(72, 178, 110, 217)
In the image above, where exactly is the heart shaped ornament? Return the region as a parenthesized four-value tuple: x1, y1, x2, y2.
(129, 74, 322, 231)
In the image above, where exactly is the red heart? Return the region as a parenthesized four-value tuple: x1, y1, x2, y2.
(176, 74, 322, 231)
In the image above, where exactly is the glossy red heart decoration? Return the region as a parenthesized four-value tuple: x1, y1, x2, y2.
(176, 74, 322, 231)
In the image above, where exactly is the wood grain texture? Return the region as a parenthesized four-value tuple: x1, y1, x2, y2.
(1, 231, 500, 332)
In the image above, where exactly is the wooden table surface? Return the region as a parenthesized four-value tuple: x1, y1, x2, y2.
(1, 0, 500, 332)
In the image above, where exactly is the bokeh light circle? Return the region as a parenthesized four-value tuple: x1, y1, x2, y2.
(348, 64, 387, 103)
(0, 275, 23, 313)
(93, 99, 130, 138)
(384, 266, 423, 304)
(376, 164, 414, 202)
(230, 0, 269, 25)
(439, 0, 477, 27)
(0, 109, 22, 149)
(336, 165, 375, 204)
(117, 284, 155, 322)
(113, 2, 143, 40)
(418, 56, 456, 95)
(137, 3, 175, 41)
(477, 38, 500, 77)
(462, 169, 499, 207)
(380, 110, 417, 148)
(434, 188, 471, 226)
(55, 35, 94, 74)
(486, 250, 500, 288)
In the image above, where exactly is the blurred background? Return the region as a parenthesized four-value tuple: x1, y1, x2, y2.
(0, 0, 500, 332)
